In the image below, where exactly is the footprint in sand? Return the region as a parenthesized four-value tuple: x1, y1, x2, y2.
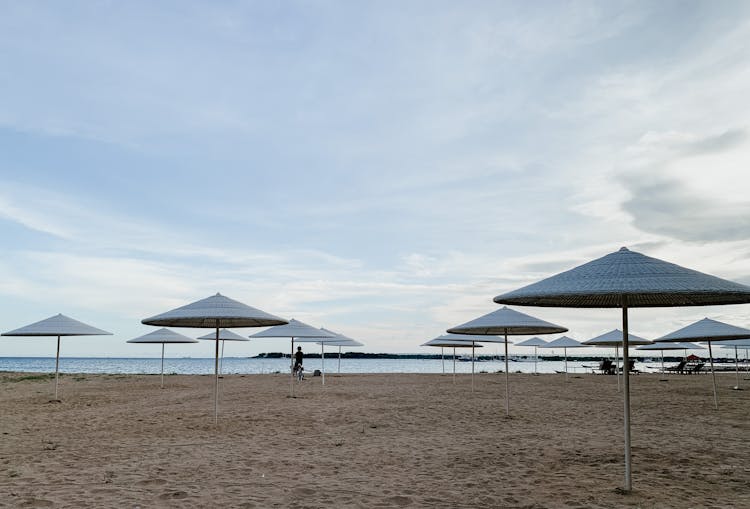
(137, 478, 167, 486)
(385, 495, 413, 506)
(19, 499, 54, 507)
(158, 491, 188, 500)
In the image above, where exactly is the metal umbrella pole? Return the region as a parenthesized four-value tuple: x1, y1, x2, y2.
(622, 300, 632, 493)
(732, 346, 741, 390)
(290, 338, 295, 397)
(338, 346, 342, 374)
(214, 321, 220, 424)
(441, 347, 445, 374)
(471, 342, 475, 393)
(54, 335, 61, 401)
(708, 340, 718, 409)
(504, 331, 510, 416)
(321, 342, 325, 385)
(615, 345, 620, 391)
(453, 347, 456, 384)
(160, 343, 165, 389)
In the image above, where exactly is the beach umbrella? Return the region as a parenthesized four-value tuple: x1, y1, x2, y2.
(197, 328, 249, 374)
(539, 336, 589, 381)
(127, 328, 199, 388)
(448, 306, 567, 416)
(2, 314, 112, 400)
(421, 338, 484, 383)
(142, 293, 287, 423)
(493, 246, 750, 492)
(720, 339, 750, 389)
(655, 318, 750, 408)
(513, 337, 548, 375)
(635, 342, 704, 374)
(318, 328, 364, 374)
(249, 319, 337, 395)
(432, 332, 510, 393)
(583, 329, 651, 390)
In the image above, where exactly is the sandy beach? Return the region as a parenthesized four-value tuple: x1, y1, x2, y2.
(1, 371, 748, 508)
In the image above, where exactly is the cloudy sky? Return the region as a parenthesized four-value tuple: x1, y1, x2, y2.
(1, 1, 749, 358)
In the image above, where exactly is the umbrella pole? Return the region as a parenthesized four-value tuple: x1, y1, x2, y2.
(453, 347, 456, 384)
(622, 301, 632, 493)
(220, 340, 225, 375)
(734, 346, 741, 390)
(214, 325, 220, 424)
(660, 350, 664, 374)
(161, 343, 165, 389)
(708, 341, 718, 410)
(338, 346, 341, 374)
(564, 347, 568, 382)
(534, 346, 538, 375)
(321, 342, 325, 386)
(54, 335, 61, 400)
(290, 338, 295, 398)
(616, 346, 620, 391)
(441, 347, 445, 374)
(504, 332, 510, 416)
(471, 342, 475, 393)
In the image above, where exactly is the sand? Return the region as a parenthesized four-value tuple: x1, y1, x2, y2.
(1, 370, 749, 508)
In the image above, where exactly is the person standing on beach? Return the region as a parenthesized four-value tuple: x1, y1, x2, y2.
(294, 346, 304, 379)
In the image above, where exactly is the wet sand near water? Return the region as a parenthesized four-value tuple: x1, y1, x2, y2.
(1, 371, 748, 508)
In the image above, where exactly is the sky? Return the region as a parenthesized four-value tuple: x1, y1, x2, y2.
(1, 0, 749, 358)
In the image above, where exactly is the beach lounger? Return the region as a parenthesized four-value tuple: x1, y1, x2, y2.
(618, 359, 639, 374)
(664, 360, 687, 374)
(597, 359, 615, 375)
(686, 362, 705, 375)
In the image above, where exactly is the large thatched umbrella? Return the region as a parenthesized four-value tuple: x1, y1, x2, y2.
(583, 329, 651, 390)
(493, 246, 750, 492)
(2, 314, 112, 400)
(448, 306, 567, 415)
(127, 328, 199, 388)
(655, 317, 750, 409)
(142, 293, 287, 423)
(249, 319, 336, 396)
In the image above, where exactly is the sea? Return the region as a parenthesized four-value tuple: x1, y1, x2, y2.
(0, 356, 667, 375)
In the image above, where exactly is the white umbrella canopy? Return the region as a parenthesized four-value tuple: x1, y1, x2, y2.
(493, 246, 750, 492)
(249, 319, 337, 394)
(141, 293, 287, 423)
(127, 328, 198, 389)
(197, 329, 249, 376)
(2, 314, 112, 400)
(514, 337, 548, 375)
(583, 329, 651, 390)
(197, 329, 249, 341)
(583, 329, 651, 346)
(448, 306, 566, 416)
(540, 336, 588, 380)
(656, 318, 750, 408)
(317, 328, 363, 375)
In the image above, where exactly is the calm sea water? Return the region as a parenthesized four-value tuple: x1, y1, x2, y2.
(0, 356, 666, 375)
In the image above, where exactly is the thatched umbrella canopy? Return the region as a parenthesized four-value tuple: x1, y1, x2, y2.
(493, 246, 750, 492)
